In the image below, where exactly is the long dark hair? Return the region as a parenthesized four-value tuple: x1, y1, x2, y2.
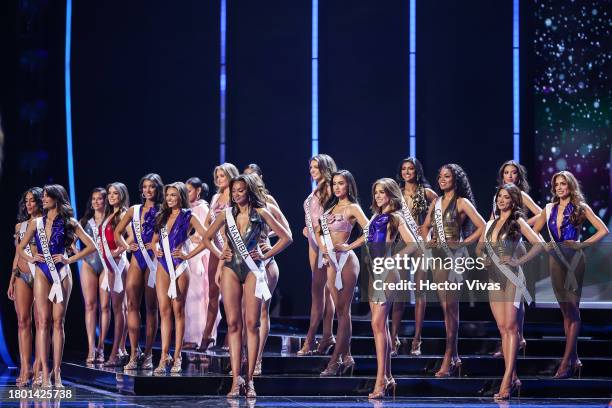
(229, 174, 267, 209)
(155, 182, 190, 231)
(186, 177, 210, 201)
(105, 182, 130, 229)
(311, 154, 337, 207)
(497, 160, 530, 193)
(139, 173, 164, 206)
(436, 164, 477, 235)
(17, 187, 43, 222)
(43, 184, 76, 252)
(79, 187, 107, 228)
(493, 183, 525, 240)
(325, 170, 359, 211)
(397, 157, 431, 189)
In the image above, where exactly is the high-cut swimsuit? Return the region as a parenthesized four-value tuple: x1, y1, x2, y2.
(15, 222, 36, 287)
(224, 207, 265, 283)
(34, 216, 69, 284)
(158, 209, 193, 275)
(366, 213, 399, 303)
(99, 219, 121, 271)
(485, 218, 521, 290)
(83, 220, 104, 275)
(548, 202, 582, 265)
(131, 205, 157, 271)
(211, 195, 230, 248)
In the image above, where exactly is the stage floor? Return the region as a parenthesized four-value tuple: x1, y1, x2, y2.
(0, 371, 609, 408)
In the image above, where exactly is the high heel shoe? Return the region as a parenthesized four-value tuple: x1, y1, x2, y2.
(553, 359, 583, 379)
(141, 353, 154, 370)
(52, 369, 64, 388)
(95, 347, 105, 364)
(492, 341, 503, 358)
(410, 339, 422, 356)
(297, 339, 317, 356)
(246, 380, 257, 398)
(315, 336, 336, 355)
(386, 377, 397, 398)
(391, 337, 401, 357)
(153, 355, 173, 375)
(435, 357, 462, 378)
(494, 378, 521, 400)
(368, 379, 389, 399)
(198, 337, 215, 351)
(254, 358, 262, 376)
(519, 338, 527, 358)
(86, 350, 96, 364)
(341, 355, 355, 376)
(320, 356, 342, 376)
(226, 376, 245, 398)
(32, 372, 43, 387)
(170, 356, 182, 373)
(124, 350, 143, 371)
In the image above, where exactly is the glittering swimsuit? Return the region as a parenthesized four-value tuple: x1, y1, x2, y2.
(158, 209, 193, 274)
(548, 202, 580, 260)
(325, 206, 352, 234)
(430, 195, 462, 242)
(486, 218, 521, 289)
(34, 216, 69, 284)
(224, 208, 265, 283)
(131, 205, 157, 271)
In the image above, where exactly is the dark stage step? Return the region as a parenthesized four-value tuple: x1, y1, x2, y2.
(60, 360, 612, 398)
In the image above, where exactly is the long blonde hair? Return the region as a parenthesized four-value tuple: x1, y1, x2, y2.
(370, 178, 402, 238)
(213, 163, 240, 192)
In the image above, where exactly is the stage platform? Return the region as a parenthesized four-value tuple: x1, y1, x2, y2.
(61, 311, 612, 399)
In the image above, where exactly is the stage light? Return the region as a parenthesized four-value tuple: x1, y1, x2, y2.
(220, 0, 227, 163)
(311, 0, 319, 189)
(65, 0, 77, 216)
(409, 0, 416, 157)
(513, 0, 520, 162)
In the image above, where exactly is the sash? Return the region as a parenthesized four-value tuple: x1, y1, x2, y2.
(400, 197, 431, 267)
(209, 194, 226, 248)
(492, 194, 498, 219)
(160, 225, 189, 299)
(305, 192, 324, 268)
(484, 220, 533, 307)
(545, 203, 582, 291)
(225, 207, 272, 301)
(320, 208, 349, 290)
(133, 205, 158, 288)
(36, 218, 64, 303)
(88, 218, 109, 288)
(100, 216, 127, 293)
(19, 222, 36, 276)
(432, 198, 466, 283)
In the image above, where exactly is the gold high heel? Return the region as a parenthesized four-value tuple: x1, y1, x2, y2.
(153, 355, 173, 375)
(553, 359, 583, 379)
(95, 347, 105, 364)
(320, 356, 342, 376)
(410, 339, 422, 356)
(391, 337, 401, 357)
(341, 355, 355, 376)
(170, 356, 182, 373)
(435, 357, 462, 378)
(297, 339, 317, 356)
(246, 380, 257, 398)
(368, 377, 393, 399)
(226, 376, 245, 398)
(519, 338, 527, 358)
(254, 358, 262, 376)
(494, 378, 521, 400)
(315, 336, 336, 355)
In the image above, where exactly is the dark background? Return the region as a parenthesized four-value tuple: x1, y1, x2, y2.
(0, 0, 544, 361)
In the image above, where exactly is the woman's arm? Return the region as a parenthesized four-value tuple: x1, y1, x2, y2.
(522, 192, 543, 226)
(421, 201, 435, 243)
(502, 218, 546, 267)
(457, 198, 486, 245)
(531, 207, 547, 235)
(577, 204, 609, 246)
(425, 188, 438, 203)
(337, 203, 370, 252)
(114, 206, 134, 252)
(202, 211, 226, 259)
(259, 208, 293, 259)
(174, 216, 209, 260)
(267, 203, 292, 239)
(16, 220, 42, 264)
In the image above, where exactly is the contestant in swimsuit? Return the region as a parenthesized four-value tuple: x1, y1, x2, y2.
(364, 178, 418, 399)
(17, 184, 97, 388)
(392, 157, 437, 357)
(204, 174, 292, 398)
(315, 170, 370, 377)
(200, 163, 239, 351)
(421, 164, 485, 377)
(243, 165, 292, 375)
(489, 160, 543, 358)
(78, 187, 111, 364)
(150, 182, 208, 374)
(8, 187, 43, 387)
(533, 171, 608, 379)
(476, 183, 543, 400)
(115, 173, 164, 370)
(298, 154, 338, 356)
(183, 177, 210, 350)
(99, 182, 130, 367)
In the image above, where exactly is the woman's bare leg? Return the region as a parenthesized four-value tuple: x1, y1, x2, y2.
(171, 272, 190, 361)
(220, 267, 243, 385)
(243, 273, 263, 382)
(202, 255, 221, 345)
(51, 272, 72, 387)
(14, 278, 34, 383)
(155, 266, 172, 361)
(80, 263, 99, 360)
(34, 270, 52, 385)
(257, 261, 279, 362)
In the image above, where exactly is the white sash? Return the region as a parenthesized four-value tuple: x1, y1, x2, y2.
(545, 203, 582, 291)
(209, 194, 226, 248)
(225, 207, 271, 301)
(133, 205, 158, 288)
(305, 192, 324, 268)
(432, 198, 466, 283)
(100, 216, 127, 293)
(320, 208, 349, 290)
(19, 222, 36, 276)
(160, 225, 189, 300)
(88, 218, 109, 288)
(36, 218, 65, 303)
(484, 220, 532, 307)
(400, 197, 431, 265)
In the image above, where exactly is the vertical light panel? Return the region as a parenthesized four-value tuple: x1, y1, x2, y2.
(409, 0, 416, 157)
(219, 0, 227, 163)
(65, 0, 77, 215)
(311, 0, 319, 189)
(513, 0, 520, 162)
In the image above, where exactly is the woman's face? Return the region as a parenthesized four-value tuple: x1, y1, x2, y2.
(186, 183, 200, 204)
(42, 191, 56, 210)
(165, 187, 181, 209)
(91, 191, 105, 212)
(216, 169, 229, 189)
(374, 184, 390, 209)
(332, 175, 348, 199)
(231, 181, 249, 205)
(438, 168, 454, 191)
(496, 189, 513, 212)
(25, 192, 39, 215)
(310, 160, 322, 182)
(401, 161, 416, 183)
(554, 175, 570, 199)
(142, 179, 157, 201)
(107, 186, 121, 207)
(503, 165, 519, 185)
